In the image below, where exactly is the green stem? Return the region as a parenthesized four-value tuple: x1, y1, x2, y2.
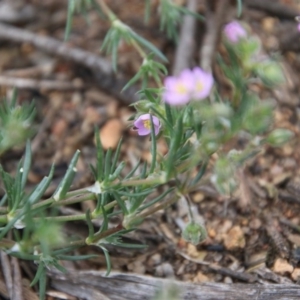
(130, 38, 147, 59)
(134, 192, 180, 220)
(120, 176, 164, 187)
(96, 0, 117, 21)
(41, 214, 86, 222)
(89, 224, 124, 244)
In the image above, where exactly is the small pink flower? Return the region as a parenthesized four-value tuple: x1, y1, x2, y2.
(134, 114, 160, 136)
(192, 67, 214, 100)
(163, 69, 195, 106)
(163, 68, 214, 106)
(297, 23, 300, 32)
(224, 21, 247, 43)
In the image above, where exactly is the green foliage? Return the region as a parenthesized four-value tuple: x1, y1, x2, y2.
(266, 128, 295, 146)
(182, 221, 207, 245)
(65, 0, 94, 40)
(101, 19, 167, 72)
(0, 91, 35, 156)
(159, 0, 204, 42)
(0, 1, 294, 297)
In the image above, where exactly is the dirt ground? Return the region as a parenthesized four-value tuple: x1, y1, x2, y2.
(1, 0, 300, 299)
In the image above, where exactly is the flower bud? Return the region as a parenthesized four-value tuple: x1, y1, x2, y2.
(182, 221, 207, 245)
(132, 100, 153, 113)
(266, 128, 294, 146)
(256, 61, 285, 87)
(211, 157, 237, 195)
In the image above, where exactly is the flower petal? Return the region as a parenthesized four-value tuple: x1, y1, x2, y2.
(192, 67, 214, 100)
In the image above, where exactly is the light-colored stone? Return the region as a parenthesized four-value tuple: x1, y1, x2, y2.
(219, 220, 233, 234)
(155, 262, 174, 278)
(273, 258, 294, 275)
(193, 271, 210, 283)
(127, 260, 146, 274)
(186, 243, 198, 258)
(224, 276, 233, 284)
(148, 253, 162, 267)
(249, 218, 262, 230)
(99, 118, 123, 149)
(223, 226, 245, 250)
(193, 192, 205, 203)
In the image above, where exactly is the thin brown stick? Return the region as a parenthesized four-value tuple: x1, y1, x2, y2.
(172, 0, 198, 75)
(51, 270, 300, 300)
(11, 257, 24, 300)
(0, 22, 138, 104)
(200, 0, 229, 72)
(0, 251, 13, 299)
(244, 0, 300, 19)
(0, 76, 83, 91)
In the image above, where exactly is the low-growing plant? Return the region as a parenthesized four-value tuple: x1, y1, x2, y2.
(0, 1, 294, 299)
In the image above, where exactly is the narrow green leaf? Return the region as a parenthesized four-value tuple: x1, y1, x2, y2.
(138, 188, 174, 211)
(149, 115, 157, 174)
(65, 0, 75, 40)
(0, 194, 7, 207)
(140, 161, 147, 179)
(144, 0, 151, 23)
(0, 212, 24, 240)
(11, 160, 23, 212)
(85, 209, 94, 238)
(111, 37, 119, 72)
(112, 242, 147, 249)
(177, 6, 205, 21)
(121, 71, 142, 92)
(52, 245, 82, 256)
(100, 246, 111, 276)
(53, 150, 80, 201)
(131, 31, 168, 62)
(111, 138, 123, 171)
(236, 0, 243, 17)
(39, 268, 47, 300)
(30, 263, 45, 287)
(89, 163, 97, 179)
(118, 189, 152, 198)
(21, 140, 32, 189)
(104, 148, 112, 180)
(8, 251, 39, 260)
(109, 161, 125, 181)
(95, 127, 104, 181)
(112, 191, 128, 215)
(98, 205, 108, 233)
(150, 105, 173, 134)
(53, 261, 67, 273)
(191, 161, 208, 185)
(57, 254, 99, 261)
(27, 164, 54, 204)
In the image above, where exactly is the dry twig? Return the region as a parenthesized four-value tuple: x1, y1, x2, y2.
(0, 22, 139, 104)
(244, 0, 300, 19)
(199, 0, 229, 72)
(0, 76, 83, 91)
(51, 270, 300, 300)
(172, 0, 198, 75)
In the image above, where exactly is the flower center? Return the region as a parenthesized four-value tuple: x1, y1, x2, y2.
(175, 83, 188, 94)
(196, 81, 203, 92)
(143, 120, 151, 129)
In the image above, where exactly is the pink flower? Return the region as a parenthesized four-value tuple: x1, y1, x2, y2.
(163, 69, 195, 105)
(192, 67, 214, 100)
(224, 21, 247, 43)
(134, 114, 160, 136)
(298, 23, 300, 32)
(163, 68, 214, 106)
